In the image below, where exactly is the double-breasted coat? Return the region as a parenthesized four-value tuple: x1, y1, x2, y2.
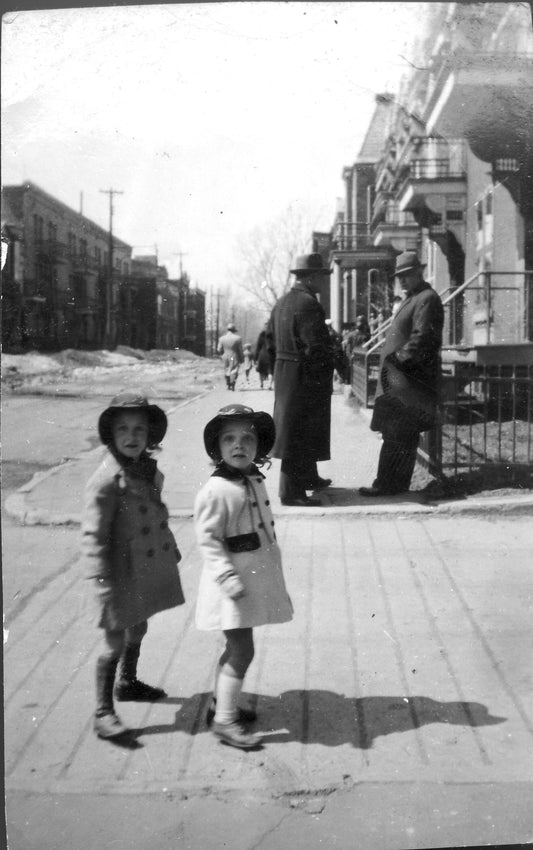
(194, 466, 293, 631)
(81, 453, 185, 630)
(267, 282, 334, 460)
(371, 281, 444, 433)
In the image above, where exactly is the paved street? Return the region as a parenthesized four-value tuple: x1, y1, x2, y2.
(3, 379, 533, 848)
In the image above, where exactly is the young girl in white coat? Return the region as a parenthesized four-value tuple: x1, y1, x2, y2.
(194, 404, 293, 749)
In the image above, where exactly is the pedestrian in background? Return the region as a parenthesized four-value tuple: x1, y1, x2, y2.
(325, 318, 349, 384)
(217, 323, 244, 391)
(359, 251, 444, 497)
(254, 323, 274, 389)
(267, 253, 334, 505)
(347, 314, 371, 356)
(194, 404, 293, 749)
(82, 391, 185, 739)
(242, 343, 253, 385)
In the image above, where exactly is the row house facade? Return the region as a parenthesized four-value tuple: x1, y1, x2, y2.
(1, 182, 206, 355)
(326, 1, 533, 369)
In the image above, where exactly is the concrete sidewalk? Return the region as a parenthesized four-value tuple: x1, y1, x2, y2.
(5, 378, 533, 848)
(6, 381, 533, 526)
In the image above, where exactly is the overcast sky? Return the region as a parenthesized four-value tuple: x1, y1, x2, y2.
(2, 2, 426, 290)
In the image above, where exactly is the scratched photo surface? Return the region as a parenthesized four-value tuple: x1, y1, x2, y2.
(2, 3, 533, 849)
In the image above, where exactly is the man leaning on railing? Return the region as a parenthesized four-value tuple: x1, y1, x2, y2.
(359, 251, 444, 497)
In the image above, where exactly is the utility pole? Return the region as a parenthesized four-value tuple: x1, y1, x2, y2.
(215, 289, 221, 353)
(100, 188, 123, 348)
(173, 251, 188, 279)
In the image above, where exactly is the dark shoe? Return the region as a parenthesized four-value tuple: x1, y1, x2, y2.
(359, 486, 406, 497)
(206, 698, 257, 728)
(307, 477, 332, 490)
(280, 497, 321, 507)
(94, 711, 130, 739)
(115, 678, 167, 701)
(212, 720, 263, 750)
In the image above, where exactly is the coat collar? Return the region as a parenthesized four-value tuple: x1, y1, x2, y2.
(211, 461, 265, 481)
(292, 280, 318, 299)
(394, 280, 431, 318)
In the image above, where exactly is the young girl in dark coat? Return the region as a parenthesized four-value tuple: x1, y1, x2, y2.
(82, 391, 185, 739)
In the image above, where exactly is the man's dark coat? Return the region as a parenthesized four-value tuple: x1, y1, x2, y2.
(268, 282, 333, 460)
(371, 281, 444, 433)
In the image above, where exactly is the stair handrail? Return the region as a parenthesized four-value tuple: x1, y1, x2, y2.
(361, 270, 486, 356)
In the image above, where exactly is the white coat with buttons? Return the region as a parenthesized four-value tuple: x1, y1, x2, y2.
(194, 472, 293, 630)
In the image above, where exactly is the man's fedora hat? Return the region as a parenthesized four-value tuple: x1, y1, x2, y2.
(290, 253, 332, 276)
(203, 404, 275, 461)
(98, 391, 168, 448)
(392, 250, 426, 278)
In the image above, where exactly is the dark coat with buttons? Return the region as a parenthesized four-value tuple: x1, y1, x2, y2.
(371, 281, 444, 433)
(82, 453, 184, 630)
(267, 282, 334, 461)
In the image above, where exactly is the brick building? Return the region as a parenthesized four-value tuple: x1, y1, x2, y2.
(1, 182, 206, 355)
(326, 2, 533, 370)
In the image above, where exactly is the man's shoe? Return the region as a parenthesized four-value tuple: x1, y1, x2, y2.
(212, 720, 263, 750)
(359, 486, 407, 497)
(115, 678, 167, 701)
(94, 711, 130, 739)
(280, 497, 321, 507)
(358, 486, 385, 497)
(307, 477, 332, 490)
(206, 698, 257, 727)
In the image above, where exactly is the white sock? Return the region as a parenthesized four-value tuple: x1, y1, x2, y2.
(214, 671, 242, 724)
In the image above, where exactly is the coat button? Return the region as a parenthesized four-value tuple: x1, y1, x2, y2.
(160, 520, 168, 529)
(271, 520, 275, 526)
(251, 501, 257, 507)
(258, 522, 264, 528)
(146, 549, 154, 557)
(163, 542, 170, 551)
(142, 526, 150, 535)
(265, 500, 270, 505)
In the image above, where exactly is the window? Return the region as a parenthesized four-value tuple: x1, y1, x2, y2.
(476, 201, 483, 230)
(446, 210, 463, 221)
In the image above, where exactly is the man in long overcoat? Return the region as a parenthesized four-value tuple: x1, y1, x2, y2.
(359, 250, 444, 496)
(267, 253, 334, 506)
(217, 323, 244, 391)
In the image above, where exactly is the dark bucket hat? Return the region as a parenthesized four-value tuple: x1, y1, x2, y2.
(203, 404, 275, 460)
(98, 391, 168, 448)
(290, 253, 332, 276)
(392, 250, 426, 278)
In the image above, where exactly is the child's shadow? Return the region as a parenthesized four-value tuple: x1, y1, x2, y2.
(138, 690, 505, 749)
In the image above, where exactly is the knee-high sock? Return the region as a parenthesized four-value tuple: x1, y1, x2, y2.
(214, 671, 243, 724)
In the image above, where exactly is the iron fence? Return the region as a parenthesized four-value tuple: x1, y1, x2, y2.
(418, 364, 533, 479)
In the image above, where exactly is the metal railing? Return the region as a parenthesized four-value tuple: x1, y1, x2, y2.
(418, 364, 533, 479)
(350, 270, 533, 479)
(332, 222, 372, 251)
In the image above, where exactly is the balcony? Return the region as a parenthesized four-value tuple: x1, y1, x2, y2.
(332, 222, 372, 251)
(424, 51, 533, 161)
(397, 140, 467, 221)
(372, 201, 419, 249)
(36, 239, 69, 264)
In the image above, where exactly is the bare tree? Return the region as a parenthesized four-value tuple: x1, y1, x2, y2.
(232, 205, 321, 311)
